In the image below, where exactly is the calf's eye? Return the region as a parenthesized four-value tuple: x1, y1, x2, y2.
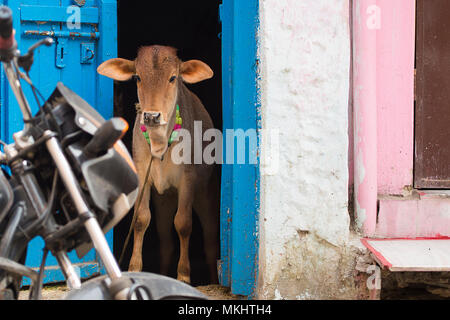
(169, 76, 177, 83)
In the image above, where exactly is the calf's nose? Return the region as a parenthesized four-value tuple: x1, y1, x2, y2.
(143, 111, 161, 127)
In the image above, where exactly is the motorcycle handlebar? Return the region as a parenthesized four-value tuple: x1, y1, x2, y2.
(0, 6, 14, 51)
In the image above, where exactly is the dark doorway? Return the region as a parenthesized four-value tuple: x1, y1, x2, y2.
(113, 1, 222, 285)
(415, 0, 450, 189)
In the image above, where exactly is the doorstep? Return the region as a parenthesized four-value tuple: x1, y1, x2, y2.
(361, 238, 450, 272)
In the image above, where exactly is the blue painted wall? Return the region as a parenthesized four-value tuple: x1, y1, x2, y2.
(220, 0, 260, 298)
(0, 0, 117, 285)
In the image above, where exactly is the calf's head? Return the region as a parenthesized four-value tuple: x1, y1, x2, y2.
(97, 46, 213, 159)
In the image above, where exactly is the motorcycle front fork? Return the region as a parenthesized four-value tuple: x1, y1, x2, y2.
(2, 60, 128, 299)
(44, 131, 128, 299)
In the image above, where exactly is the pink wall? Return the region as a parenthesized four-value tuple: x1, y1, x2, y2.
(376, 0, 415, 195)
(353, 0, 379, 236)
(376, 196, 450, 238)
(353, 1, 450, 239)
(352, 0, 415, 235)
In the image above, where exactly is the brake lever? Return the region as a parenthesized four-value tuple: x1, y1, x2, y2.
(17, 37, 53, 73)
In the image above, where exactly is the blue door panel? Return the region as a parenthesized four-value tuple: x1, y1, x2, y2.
(220, 0, 260, 298)
(218, 0, 233, 289)
(0, 0, 117, 285)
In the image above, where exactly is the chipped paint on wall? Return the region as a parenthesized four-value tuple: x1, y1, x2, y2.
(257, 0, 368, 299)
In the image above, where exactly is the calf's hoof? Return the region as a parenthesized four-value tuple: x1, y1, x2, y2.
(177, 274, 191, 285)
(128, 261, 143, 273)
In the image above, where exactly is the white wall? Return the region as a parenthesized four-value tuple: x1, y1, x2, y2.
(258, 0, 363, 299)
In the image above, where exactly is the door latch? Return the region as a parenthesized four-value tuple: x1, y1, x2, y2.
(56, 37, 67, 69)
(23, 28, 99, 69)
(81, 43, 95, 64)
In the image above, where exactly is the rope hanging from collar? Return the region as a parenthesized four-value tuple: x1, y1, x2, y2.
(120, 104, 182, 263)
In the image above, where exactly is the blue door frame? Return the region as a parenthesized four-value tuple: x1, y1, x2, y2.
(219, 0, 260, 298)
(0, 0, 116, 285)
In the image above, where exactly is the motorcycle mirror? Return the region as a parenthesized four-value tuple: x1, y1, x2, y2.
(83, 118, 129, 158)
(18, 37, 54, 73)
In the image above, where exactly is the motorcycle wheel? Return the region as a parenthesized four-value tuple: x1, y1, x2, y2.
(65, 271, 208, 300)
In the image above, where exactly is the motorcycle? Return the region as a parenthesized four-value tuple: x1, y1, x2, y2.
(0, 5, 206, 300)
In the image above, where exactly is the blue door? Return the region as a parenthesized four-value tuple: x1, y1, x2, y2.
(0, 0, 117, 285)
(219, 0, 260, 298)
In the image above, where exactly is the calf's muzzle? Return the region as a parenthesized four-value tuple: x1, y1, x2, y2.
(142, 111, 162, 127)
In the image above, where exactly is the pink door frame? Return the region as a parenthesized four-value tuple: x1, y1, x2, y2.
(352, 0, 450, 238)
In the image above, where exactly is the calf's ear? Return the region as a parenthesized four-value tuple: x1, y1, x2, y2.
(97, 58, 136, 81)
(180, 60, 214, 84)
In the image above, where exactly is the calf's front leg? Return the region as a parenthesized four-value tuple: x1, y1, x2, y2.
(129, 160, 152, 272)
(174, 180, 194, 284)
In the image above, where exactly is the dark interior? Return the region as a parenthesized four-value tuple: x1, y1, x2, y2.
(114, 1, 222, 285)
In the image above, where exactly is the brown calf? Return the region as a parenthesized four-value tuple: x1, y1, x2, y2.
(97, 46, 219, 284)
